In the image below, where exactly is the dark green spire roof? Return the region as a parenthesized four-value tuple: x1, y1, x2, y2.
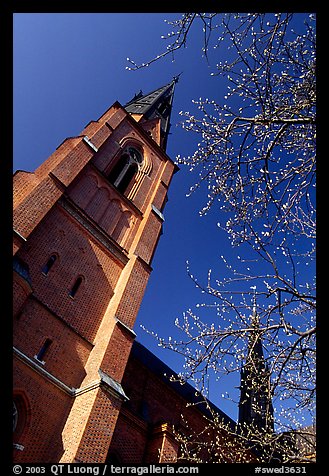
(125, 77, 180, 152)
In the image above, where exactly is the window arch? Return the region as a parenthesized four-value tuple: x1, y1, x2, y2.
(107, 146, 143, 195)
(69, 276, 83, 298)
(42, 254, 57, 275)
(13, 401, 18, 432)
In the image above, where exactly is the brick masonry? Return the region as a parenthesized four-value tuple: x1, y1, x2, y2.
(13, 92, 253, 464)
(107, 341, 256, 463)
(13, 96, 178, 463)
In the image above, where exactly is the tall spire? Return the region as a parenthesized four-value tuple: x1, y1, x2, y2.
(238, 295, 274, 436)
(124, 77, 179, 152)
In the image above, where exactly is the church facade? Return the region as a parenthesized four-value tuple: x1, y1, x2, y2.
(13, 80, 256, 464)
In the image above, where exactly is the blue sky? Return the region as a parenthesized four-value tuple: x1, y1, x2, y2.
(13, 13, 314, 423)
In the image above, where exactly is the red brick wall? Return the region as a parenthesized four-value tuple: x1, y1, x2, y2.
(108, 349, 256, 464)
(114, 257, 151, 329)
(83, 123, 112, 150)
(83, 102, 121, 131)
(13, 171, 40, 209)
(15, 204, 123, 343)
(109, 353, 185, 463)
(106, 411, 148, 464)
(121, 354, 183, 426)
(13, 297, 92, 389)
(103, 107, 126, 131)
(145, 426, 179, 463)
(50, 140, 94, 187)
(13, 360, 73, 463)
(152, 181, 168, 211)
(13, 99, 178, 464)
(160, 160, 176, 187)
(67, 167, 141, 251)
(13, 275, 32, 318)
(13, 176, 63, 238)
(91, 120, 168, 215)
(34, 137, 83, 181)
(13, 104, 124, 245)
(134, 212, 163, 265)
(100, 325, 135, 383)
(75, 388, 122, 463)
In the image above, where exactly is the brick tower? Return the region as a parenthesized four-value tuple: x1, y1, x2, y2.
(13, 79, 178, 463)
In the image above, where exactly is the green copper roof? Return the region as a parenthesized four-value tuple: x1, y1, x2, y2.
(125, 77, 180, 151)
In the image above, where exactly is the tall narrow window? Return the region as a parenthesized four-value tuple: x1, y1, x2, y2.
(107, 146, 143, 195)
(107, 155, 128, 186)
(69, 276, 83, 298)
(117, 162, 138, 194)
(35, 338, 52, 363)
(42, 254, 57, 275)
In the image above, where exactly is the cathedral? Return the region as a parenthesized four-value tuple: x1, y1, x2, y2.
(13, 79, 268, 464)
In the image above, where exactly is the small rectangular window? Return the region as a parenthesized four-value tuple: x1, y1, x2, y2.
(34, 338, 52, 364)
(42, 255, 57, 275)
(69, 276, 83, 298)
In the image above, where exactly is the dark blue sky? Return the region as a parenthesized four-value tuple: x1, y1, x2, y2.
(13, 13, 311, 422)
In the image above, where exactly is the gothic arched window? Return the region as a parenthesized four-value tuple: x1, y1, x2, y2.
(107, 146, 143, 195)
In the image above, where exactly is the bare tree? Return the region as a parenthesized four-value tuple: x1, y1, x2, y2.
(130, 13, 316, 463)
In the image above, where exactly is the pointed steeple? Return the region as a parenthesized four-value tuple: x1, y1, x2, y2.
(248, 294, 265, 364)
(238, 295, 274, 436)
(125, 77, 179, 152)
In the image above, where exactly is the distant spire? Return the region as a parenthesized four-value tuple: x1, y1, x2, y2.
(238, 293, 274, 436)
(251, 289, 258, 327)
(124, 79, 178, 152)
